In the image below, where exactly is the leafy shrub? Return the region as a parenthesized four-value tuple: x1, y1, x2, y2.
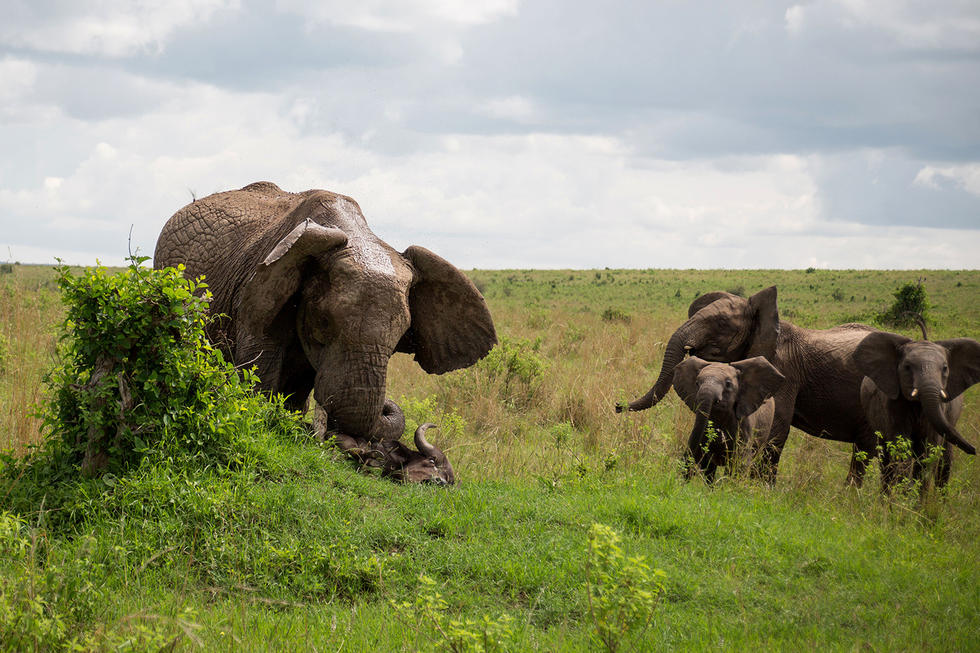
(585, 523, 666, 653)
(601, 308, 631, 324)
(477, 336, 545, 389)
(879, 280, 929, 328)
(399, 394, 468, 441)
(0, 263, 12, 275)
(393, 574, 516, 652)
(0, 331, 7, 376)
(8, 257, 304, 494)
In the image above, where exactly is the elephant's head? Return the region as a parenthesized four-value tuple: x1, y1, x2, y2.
(237, 198, 496, 443)
(336, 423, 456, 485)
(855, 333, 980, 455)
(617, 286, 779, 412)
(673, 356, 784, 424)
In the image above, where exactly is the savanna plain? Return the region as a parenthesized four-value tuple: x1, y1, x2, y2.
(1, 264, 979, 651)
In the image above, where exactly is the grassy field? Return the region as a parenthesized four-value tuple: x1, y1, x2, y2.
(1, 263, 979, 651)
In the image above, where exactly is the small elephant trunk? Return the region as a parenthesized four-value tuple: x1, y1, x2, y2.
(919, 386, 976, 455)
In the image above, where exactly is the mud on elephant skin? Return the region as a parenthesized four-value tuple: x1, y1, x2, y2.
(618, 285, 886, 485)
(672, 356, 785, 483)
(154, 181, 497, 474)
(854, 332, 980, 491)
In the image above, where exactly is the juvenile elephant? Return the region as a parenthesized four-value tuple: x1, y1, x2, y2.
(672, 356, 785, 482)
(617, 286, 883, 484)
(854, 332, 980, 490)
(154, 182, 497, 477)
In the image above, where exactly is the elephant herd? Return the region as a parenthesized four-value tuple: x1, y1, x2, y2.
(154, 182, 980, 491)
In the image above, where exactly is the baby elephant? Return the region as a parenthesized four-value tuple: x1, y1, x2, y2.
(854, 332, 980, 491)
(672, 356, 785, 482)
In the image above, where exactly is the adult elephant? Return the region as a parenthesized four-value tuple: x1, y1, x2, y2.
(854, 333, 980, 490)
(617, 286, 882, 484)
(154, 181, 497, 449)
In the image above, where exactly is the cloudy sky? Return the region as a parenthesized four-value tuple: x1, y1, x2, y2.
(1, 0, 978, 269)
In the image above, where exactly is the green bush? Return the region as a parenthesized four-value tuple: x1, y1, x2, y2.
(879, 280, 929, 328)
(585, 523, 666, 653)
(393, 574, 516, 652)
(7, 257, 305, 494)
(477, 336, 545, 389)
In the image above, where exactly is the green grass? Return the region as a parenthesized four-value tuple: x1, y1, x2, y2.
(2, 264, 979, 650)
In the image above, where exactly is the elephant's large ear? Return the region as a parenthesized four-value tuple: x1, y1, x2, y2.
(238, 219, 348, 333)
(854, 331, 911, 400)
(745, 286, 780, 360)
(732, 356, 785, 419)
(688, 291, 737, 319)
(672, 356, 711, 412)
(936, 338, 980, 400)
(398, 246, 497, 374)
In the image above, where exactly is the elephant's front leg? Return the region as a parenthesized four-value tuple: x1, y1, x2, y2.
(846, 428, 879, 487)
(750, 389, 796, 484)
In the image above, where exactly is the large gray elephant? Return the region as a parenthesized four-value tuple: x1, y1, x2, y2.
(672, 356, 785, 482)
(854, 333, 980, 490)
(154, 182, 497, 477)
(617, 286, 884, 484)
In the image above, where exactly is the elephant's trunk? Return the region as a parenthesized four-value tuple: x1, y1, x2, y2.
(317, 348, 403, 441)
(626, 322, 700, 412)
(919, 386, 976, 455)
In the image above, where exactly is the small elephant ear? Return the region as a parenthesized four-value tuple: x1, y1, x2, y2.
(936, 338, 980, 400)
(399, 246, 497, 374)
(745, 286, 780, 360)
(672, 356, 711, 411)
(238, 219, 348, 333)
(732, 356, 785, 419)
(854, 331, 911, 400)
(688, 291, 737, 319)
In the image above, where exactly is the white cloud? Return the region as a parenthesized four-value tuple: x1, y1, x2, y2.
(0, 0, 239, 56)
(275, 0, 519, 32)
(914, 164, 980, 196)
(786, 0, 980, 50)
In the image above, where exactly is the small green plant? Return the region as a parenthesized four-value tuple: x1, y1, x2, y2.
(601, 308, 632, 324)
(0, 511, 194, 649)
(393, 575, 516, 652)
(0, 263, 13, 275)
(0, 331, 8, 376)
(585, 523, 666, 653)
(477, 336, 545, 389)
(879, 280, 929, 328)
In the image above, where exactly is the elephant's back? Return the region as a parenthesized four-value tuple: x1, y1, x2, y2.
(153, 182, 311, 308)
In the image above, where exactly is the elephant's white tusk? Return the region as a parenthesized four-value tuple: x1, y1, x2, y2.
(684, 345, 693, 351)
(910, 388, 918, 398)
(941, 389, 948, 400)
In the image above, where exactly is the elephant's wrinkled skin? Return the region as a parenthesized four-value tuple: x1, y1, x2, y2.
(855, 333, 980, 491)
(672, 356, 785, 482)
(618, 286, 886, 484)
(154, 182, 496, 466)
